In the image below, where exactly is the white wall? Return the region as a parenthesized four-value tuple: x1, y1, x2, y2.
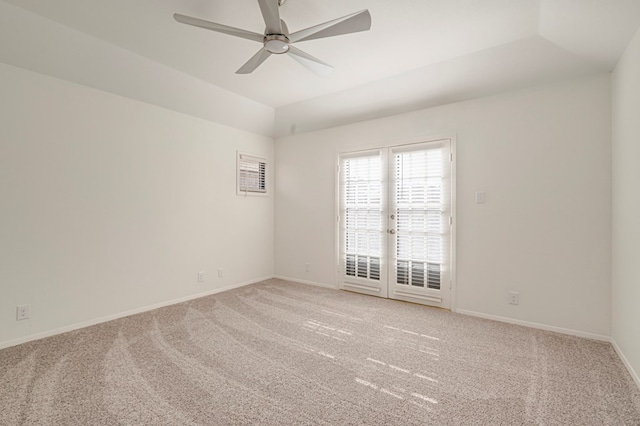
(275, 74, 611, 338)
(612, 27, 640, 386)
(0, 63, 274, 348)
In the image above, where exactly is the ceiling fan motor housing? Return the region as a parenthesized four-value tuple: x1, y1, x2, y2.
(264, 34, 290, 54)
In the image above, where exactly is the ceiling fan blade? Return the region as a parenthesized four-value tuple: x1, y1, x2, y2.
(174, 13, 264, 43)
(236, 48, 273, 74)
(289, 9, 371, 43)
(287, 46, 333, 76)
(258, 0, 282, 34)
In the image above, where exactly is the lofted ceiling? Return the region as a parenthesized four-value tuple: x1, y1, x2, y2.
(1, 0, 640, 136)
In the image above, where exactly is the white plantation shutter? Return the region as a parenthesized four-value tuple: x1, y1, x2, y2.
(238, 153, 266, 194)
(393, 145, 446, 290)
(341, 152, 383, 281)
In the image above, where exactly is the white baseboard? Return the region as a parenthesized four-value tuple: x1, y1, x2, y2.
(456, 309, 611, 342)
(0, 276, 272, 351)
(273, 275, 337, 290)
(611, 338, 640, 390)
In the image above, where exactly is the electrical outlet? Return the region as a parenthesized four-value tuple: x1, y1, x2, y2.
(305, 263, 310, 272)
(218, 269, 224, 278)
(16, 305, 30, 321)
(198, 271, 205, 283)
(508, 291, 519, 305)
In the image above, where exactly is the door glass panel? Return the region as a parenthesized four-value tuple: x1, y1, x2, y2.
(341, 154, 383, 282)
(393, 147, 444, 290)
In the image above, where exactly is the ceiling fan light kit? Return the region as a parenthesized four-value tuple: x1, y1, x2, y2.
(174, 0, 371, 75)
(264, 35, 290, 54)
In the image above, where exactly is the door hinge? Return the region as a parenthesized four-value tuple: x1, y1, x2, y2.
(336, 165, 341, 173)
(449, 153, 453, 162)
(337, 215, 341, 223)
(449, 216, 453, 226)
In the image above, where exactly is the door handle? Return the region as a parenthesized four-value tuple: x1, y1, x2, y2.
(388, 229, 396, 234)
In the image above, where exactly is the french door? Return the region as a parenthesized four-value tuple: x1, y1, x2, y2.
(338, 139, 453, 309)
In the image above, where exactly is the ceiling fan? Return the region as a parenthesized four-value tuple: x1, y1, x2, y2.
(174, 0, 371, 75)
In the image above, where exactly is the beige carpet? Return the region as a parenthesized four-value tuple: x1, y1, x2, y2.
(1, 279, 639, 425)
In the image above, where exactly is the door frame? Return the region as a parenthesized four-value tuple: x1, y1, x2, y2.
(334, 134, 457, 312)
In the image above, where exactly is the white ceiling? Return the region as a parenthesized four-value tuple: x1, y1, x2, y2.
(2, 0, 640, 136)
